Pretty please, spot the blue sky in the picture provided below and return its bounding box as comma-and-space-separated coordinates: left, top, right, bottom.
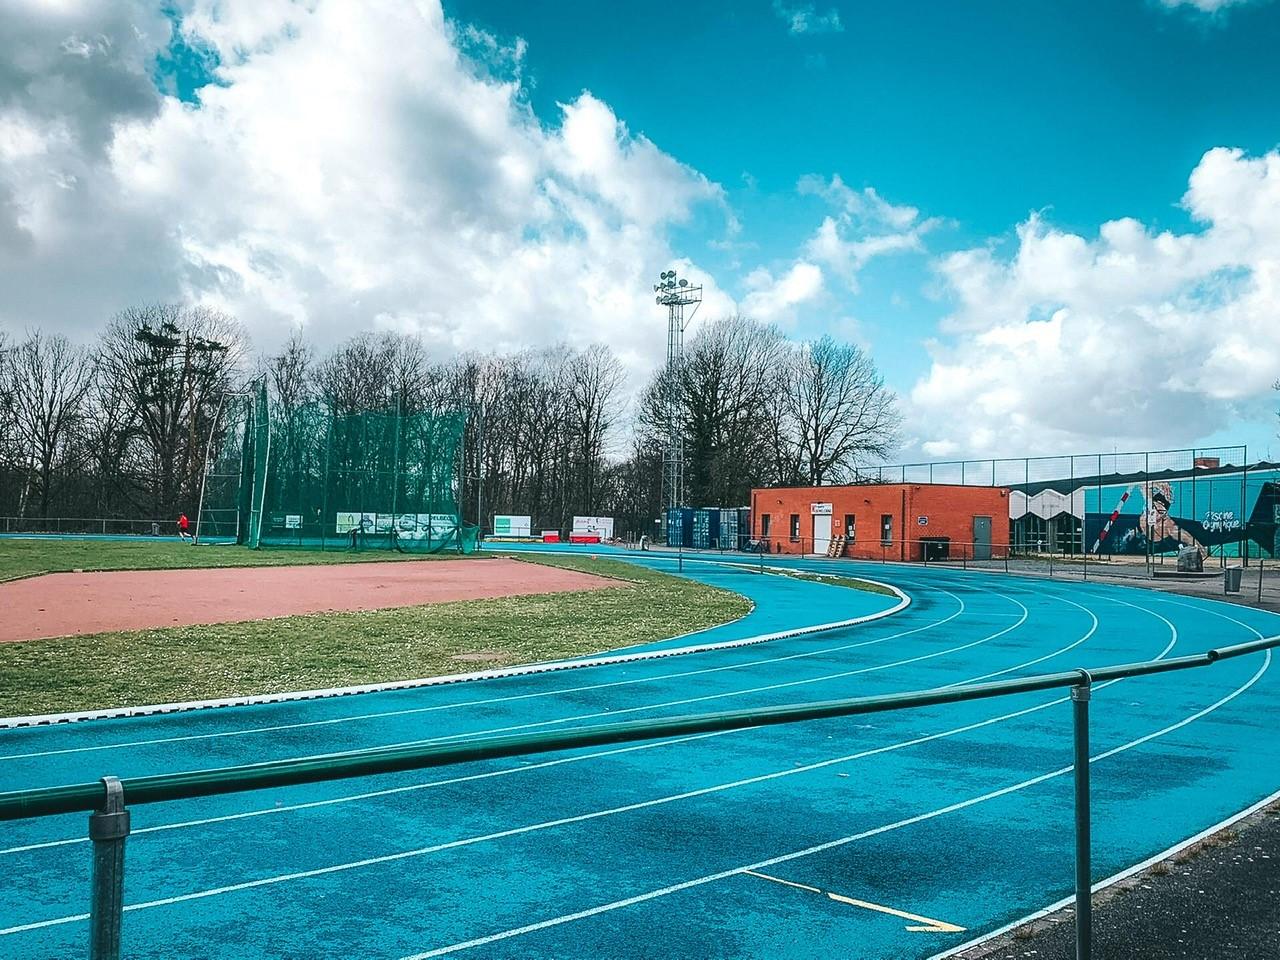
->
3, 0, 1278, 462
449, 0, 1280, 379
444, 0, 1280, 458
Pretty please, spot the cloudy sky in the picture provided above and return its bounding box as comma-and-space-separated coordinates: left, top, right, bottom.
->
2, 0, 1279, 462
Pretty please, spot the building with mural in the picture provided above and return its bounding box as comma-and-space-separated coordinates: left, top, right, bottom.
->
1009, 460, 1279, 559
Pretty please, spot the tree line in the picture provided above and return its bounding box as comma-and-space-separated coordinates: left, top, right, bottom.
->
0, 307, 899, 539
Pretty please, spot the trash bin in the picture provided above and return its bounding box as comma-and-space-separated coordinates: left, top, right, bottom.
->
151, 522, 160, 536
919, 537, 950, 561
1224, 567, 1243, 593
1177, 545, 1203, 573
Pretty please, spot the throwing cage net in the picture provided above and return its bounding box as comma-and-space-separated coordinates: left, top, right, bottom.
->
200, 381, 477, 553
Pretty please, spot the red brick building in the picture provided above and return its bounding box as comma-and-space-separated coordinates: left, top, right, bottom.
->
750, 483, 1011, 560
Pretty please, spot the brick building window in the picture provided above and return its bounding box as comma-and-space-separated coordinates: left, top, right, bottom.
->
789, 514, 800, 540
880, 514, 893, 546
760, 514, 771, 538
843, 514, 856, 541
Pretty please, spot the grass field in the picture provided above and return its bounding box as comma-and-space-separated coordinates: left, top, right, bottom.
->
0, 538, 464, 583
0, 542, 750, 717
771, 567, 900, 597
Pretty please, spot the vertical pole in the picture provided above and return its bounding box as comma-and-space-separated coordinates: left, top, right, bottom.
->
89, 776, 130, 960
476, 404, 484, 535
678, 539, 683, 572
1072, 674, 1093, 960
1144, 453, 1152, 578
1241, 452, 1249, 567
1259, 554, 1265, 605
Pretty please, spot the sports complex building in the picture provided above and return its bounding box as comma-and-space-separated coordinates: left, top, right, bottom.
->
751, 446, 1279, 563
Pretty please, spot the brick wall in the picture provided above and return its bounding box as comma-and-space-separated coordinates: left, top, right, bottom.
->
750, 484, 1011, 559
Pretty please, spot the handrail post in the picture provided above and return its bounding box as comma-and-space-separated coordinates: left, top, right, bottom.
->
89, 776, 130, 960
1072, 672, 1093, 960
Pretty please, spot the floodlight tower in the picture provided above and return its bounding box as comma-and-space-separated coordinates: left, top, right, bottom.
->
654, 269, 702, 513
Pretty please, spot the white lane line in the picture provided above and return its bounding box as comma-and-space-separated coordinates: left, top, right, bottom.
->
0, 682, 1089, 936
0, 732, 729, 857
0, 598, 1144, 936
398, 650, 1272, 959
0, 583, 1111, 860
0, 559, 909, 730
0, 583, 1172, 936
0, 585, 935, 762
927, 594, 1277, 960
1, 582, 1103, 857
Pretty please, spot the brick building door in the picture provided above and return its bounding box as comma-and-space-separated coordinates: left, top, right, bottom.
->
812, 513, 831, 555
973, 516, 992, 560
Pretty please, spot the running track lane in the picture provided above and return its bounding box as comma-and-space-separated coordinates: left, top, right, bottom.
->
0, 551, 1277, 959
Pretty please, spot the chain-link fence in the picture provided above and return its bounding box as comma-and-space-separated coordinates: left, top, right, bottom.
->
859, 446, 1277, 562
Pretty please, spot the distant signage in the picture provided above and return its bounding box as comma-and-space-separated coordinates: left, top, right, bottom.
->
284, 514, 302, 530
494, 515, 532, 536
811, 503, 832, 515
917, 516, 928, 526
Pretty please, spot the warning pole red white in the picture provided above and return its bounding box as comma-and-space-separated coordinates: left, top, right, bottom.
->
1091, 484, 1136, 554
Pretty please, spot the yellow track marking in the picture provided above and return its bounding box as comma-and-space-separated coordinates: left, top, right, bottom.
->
746, 870, 965, 934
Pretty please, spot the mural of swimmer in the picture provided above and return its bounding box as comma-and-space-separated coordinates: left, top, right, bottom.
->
1139, 481, 1199, 552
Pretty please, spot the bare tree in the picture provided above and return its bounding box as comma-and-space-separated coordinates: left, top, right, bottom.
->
266, 334, 314, 415
7, 332, 97, 517
101, 304, 246, 515
786, 335, 899, 485
641, 316, 788, 507
567, 344, 625, 513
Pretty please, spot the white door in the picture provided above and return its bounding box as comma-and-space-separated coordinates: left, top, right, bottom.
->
812, 513, 832, 555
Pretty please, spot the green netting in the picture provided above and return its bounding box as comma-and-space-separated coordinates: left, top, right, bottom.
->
241, 382, 475, 553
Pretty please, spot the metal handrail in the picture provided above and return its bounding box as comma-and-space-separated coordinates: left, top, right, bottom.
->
3, 633, 1277, 960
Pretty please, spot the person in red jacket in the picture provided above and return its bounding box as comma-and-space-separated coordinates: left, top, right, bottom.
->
177, 513, 191, 542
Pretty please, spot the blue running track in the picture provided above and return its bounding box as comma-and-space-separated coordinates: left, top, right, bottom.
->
2, 547, 1278, 959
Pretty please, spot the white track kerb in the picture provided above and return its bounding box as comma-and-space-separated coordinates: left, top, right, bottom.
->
0, 564, 909, 729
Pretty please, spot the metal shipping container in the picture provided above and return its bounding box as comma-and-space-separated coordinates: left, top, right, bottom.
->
718, 508, 739, 551
692, 507, 721, 549
665, 507, 694, 547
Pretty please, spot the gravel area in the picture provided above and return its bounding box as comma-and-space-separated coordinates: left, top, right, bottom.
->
950, 799, 1280, 959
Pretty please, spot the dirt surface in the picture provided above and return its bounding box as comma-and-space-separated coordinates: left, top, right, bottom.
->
0, 558, 618, 642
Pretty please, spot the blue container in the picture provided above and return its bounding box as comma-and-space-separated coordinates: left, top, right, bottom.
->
718, 508, 740, 551
737, 507, 751, 549
665, 507, 694, 547
692, 508, 721, 549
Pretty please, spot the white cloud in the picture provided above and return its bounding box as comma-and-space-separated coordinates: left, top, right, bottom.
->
0, 0, 733, 383
908, 147, 1280, 458
740, 261, 825, 321
799, 175, 939, 288
773, 1, 844, 35
1158, 0, 1263, 13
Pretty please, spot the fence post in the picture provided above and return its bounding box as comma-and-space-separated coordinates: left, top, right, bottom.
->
678, 540, 683, 573
1072, 673, 1093, 960
89, 776, 130, 960
1259, 554, 1265, 605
